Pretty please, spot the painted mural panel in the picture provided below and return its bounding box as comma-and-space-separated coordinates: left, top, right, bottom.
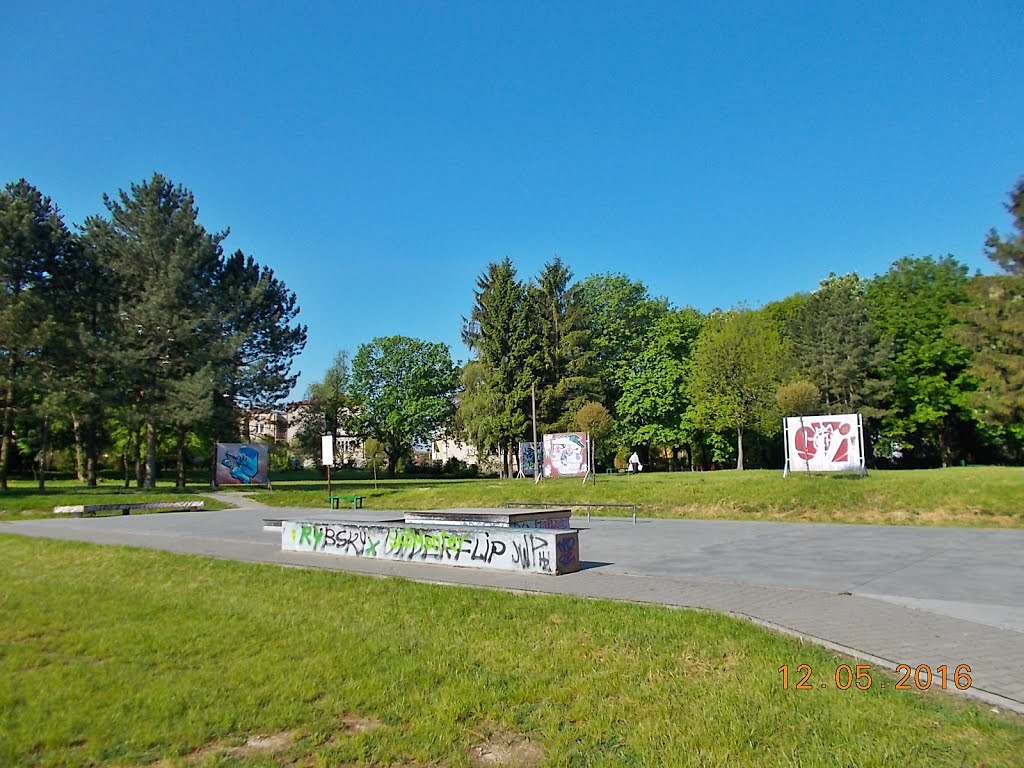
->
215, 443, 270, 486
518, 441, 544, 477
783, 414, 865, 473
542, 432, 589, 478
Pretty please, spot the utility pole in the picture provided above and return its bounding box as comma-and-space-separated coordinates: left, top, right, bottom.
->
532, 381, 540, 483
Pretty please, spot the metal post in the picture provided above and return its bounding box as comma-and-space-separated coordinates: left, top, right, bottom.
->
532, 382, 540, 483
582, 432, 593, 486
591, 433, 595, 485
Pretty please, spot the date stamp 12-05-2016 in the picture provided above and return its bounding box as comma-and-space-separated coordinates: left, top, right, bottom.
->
778, 664, 973, 692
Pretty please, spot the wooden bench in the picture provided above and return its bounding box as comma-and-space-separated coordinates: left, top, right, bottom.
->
53, 501, 205, 517
329, 494, 365, 510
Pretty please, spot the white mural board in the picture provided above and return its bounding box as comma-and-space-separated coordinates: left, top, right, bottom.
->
783, 414, 866, 475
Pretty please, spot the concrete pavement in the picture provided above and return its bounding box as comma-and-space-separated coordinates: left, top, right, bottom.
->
3, 499, 1022, 713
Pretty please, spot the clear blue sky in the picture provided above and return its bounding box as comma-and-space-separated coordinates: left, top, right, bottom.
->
3, 2, 1022, 399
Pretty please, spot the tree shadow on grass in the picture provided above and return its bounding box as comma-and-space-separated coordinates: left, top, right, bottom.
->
0, 485, 206, 499
257, 479, 481, 493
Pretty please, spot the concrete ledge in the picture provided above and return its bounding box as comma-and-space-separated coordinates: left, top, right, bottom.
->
53, 501, 205, 517
404, 507, 571, 529
282, 520, 580, 575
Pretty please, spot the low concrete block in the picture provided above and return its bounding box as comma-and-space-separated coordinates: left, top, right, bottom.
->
281, 520, 580, 575
53, 501, 205, 516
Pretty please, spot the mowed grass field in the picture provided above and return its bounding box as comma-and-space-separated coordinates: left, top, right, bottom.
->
0, 480, 231, 521
1, 536, 1021, 768
2, 466, 1021, 527
248, 466, 1024, 528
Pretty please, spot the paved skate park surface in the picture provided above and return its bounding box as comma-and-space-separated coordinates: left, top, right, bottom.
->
5, 496, 1022, 713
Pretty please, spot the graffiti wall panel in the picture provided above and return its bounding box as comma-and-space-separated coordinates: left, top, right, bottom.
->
215, 443, 270, 485
518, 442, 543, 476
542, 432, 589, 478
784, 415, 865, 473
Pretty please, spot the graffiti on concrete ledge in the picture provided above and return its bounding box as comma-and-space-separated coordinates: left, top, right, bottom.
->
283, 521, 579, 575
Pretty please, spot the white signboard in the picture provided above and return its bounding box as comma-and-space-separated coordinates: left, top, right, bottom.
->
321, 435, 335, 467
783, 414, 866, 475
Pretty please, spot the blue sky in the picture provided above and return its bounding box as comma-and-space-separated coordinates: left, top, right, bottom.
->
3, 2, 1022, 398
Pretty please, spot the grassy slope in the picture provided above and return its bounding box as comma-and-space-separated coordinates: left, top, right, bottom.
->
0, 536, 1020, 767
252, 466, 1024, 527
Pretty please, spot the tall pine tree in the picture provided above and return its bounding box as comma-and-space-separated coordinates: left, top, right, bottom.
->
957, 178, 1024, 429
528, 257, 597, 432
462, 258, 538, 477
0, 180, 77, 490
83, 174, 227, 488
788, 273, 891, 417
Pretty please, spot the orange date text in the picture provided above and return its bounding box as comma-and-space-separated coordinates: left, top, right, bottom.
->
778, 663, 972, 691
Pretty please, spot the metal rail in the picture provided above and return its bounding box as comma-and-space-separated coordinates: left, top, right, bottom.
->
504, 501, 638, 525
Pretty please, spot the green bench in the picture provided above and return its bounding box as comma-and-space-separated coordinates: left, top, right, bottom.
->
329, 494, 365, 510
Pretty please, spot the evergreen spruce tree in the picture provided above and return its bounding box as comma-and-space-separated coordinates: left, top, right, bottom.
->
83, 173, 227, 488
958, 178, 1024, 429
788, 273, 891, 417
218, 249, 307, 440
528, 257, 598, 432
462, 258, 539, 476
0, 180, 77, 490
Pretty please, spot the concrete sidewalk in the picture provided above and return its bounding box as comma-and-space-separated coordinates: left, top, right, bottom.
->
4, 503, 1022, 713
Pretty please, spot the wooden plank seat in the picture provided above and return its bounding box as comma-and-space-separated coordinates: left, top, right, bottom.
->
53, 501, 205, 517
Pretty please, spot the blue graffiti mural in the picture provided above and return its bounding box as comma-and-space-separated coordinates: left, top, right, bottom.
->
518, 441, 544, 477
216, 443, 268, 485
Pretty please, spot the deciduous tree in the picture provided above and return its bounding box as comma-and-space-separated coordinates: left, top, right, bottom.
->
574, 401, 612, 467
688, 308, 788, 469
294, 351, 356, 461
455, 360, 501, 459
866, 256, 976, 466
615, 307, 704, 460
351, 336, 458, 475
776, 380, 822, 416
577, 273, 668, 410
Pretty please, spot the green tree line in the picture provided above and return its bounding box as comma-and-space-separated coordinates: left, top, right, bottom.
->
0, 174, 306, 489
9, 173, 1020, 481
446, 179, 1023, 473
304, 172, 1021, 476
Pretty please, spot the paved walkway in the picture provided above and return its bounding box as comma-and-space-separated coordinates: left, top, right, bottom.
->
4, 500, 1022, 713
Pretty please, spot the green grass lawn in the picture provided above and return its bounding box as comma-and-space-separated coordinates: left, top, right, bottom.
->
0, 536, 1020, 767
0, 480, 229, 520
252, 466, 1024, 528
4, 466, 1021, 527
